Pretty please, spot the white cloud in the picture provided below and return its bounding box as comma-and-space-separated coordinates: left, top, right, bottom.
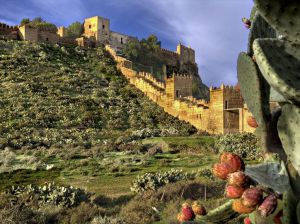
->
128, 0, 253, 86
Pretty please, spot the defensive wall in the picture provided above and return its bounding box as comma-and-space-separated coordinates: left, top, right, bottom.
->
105, 45, 256, 134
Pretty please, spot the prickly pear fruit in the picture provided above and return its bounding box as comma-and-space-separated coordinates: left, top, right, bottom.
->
242, 17, 251, 29
212, 162, 235, 180
181, 203, 195, 221
227, 171, 250, 187
177, 213, 188, 222
220, 152, 245, 172
257, 194, 278, 217
191, 201, 206, 216
232, 199, 256, 214
241, 187, 263, 207
273, 209, 283, 224
225, 185, 245, 199
247, 116, 258, 128
244, 216, 252, 224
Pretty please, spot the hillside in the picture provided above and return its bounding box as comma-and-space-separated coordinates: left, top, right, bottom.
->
0, 40, 196, 149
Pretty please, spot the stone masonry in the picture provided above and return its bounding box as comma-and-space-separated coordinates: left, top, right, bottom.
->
105, 45, 256, 134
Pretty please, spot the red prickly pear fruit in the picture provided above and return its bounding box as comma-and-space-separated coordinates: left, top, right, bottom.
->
212, 162, 235, 180
258, 194, 278, 217
247, 116, 258, 128
232, 199, 256, 214
273, 210, 283, 224
227, 171, 250, 187
242, 17, 251, 29
181, 203, 195, 221
177, 213, 188, 222
191, 201, 207, 216
220, 152, 245, 172
244, 217, 252, 224
241, 187, 263, 207
225, 185, 245, 199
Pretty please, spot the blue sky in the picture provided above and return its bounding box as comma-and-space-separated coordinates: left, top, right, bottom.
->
0, 0, 253, 87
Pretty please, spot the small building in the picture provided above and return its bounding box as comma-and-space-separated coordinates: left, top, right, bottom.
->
18, 24, 60, 44
83, 16, 138, 51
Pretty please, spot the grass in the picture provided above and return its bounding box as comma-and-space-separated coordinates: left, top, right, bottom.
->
143, 136, 215, 149
0, 136, 217, 197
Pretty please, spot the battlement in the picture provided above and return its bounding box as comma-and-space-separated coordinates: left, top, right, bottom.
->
210, 84, 239, 92
0, 23, 17, 29
167, 73, 193, 79
106, 46, 254, 134
160, 48, 179, 56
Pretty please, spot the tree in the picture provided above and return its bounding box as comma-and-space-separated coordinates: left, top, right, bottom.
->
123, 39, 141, 61
66, 22, 83, 39
20, 18, 30, 26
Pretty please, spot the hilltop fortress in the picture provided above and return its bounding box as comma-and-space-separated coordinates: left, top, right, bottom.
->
0, 16, 259, 134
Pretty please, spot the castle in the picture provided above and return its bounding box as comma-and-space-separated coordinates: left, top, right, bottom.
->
105, 45, 257, 134
0, 16, 258, 134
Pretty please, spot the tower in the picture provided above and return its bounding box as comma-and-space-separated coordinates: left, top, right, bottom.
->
165, 74, 193, 100
83, 16, 110, 43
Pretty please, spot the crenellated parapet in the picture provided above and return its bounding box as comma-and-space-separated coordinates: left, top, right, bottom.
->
106, 41, 254, 134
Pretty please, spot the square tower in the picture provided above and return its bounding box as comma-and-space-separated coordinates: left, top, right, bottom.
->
84, 16, 110, 43
165, 74, 193, 100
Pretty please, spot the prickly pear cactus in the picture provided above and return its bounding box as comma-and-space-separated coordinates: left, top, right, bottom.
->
177, 1, 300, 223
237, 0, 300, 223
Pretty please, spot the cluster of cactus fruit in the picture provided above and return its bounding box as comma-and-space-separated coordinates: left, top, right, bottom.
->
177, 201, 207, 222
213, 152, 280, 222
8, 182, 90, 208
177, 0, 300, 223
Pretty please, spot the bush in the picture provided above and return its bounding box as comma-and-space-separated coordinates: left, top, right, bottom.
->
91, 216, 125, 224
130, 169, 195, 193
214, 132, 262, 160
8, 182, 91, 208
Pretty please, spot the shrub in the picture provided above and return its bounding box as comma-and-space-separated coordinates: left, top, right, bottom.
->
214, 132, 262, 160
8, 182, 91, 208
91, 216, 126, 224
130, 169, 194, 193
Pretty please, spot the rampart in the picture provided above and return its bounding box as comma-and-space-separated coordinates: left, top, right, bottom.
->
121, 40, 258, 134
0, 23, 19, 40
105, 45, 256, 134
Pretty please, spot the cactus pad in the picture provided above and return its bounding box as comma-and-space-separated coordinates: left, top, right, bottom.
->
250, 6, 258, 23
253, 39, 300, 106
247, 13, 276, 56
254, 0, 300, 43
245, 162, 291, 194
278, 104, 300, 174
282, 191, 298, 224
237, 52, 271, 126
270, 87, 286, 103
194, 200, 238, 223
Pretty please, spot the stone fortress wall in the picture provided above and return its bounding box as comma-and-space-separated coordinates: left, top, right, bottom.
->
105, 45, 256, 134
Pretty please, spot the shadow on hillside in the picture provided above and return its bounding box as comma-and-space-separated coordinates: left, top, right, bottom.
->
93, 194, 134, 208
